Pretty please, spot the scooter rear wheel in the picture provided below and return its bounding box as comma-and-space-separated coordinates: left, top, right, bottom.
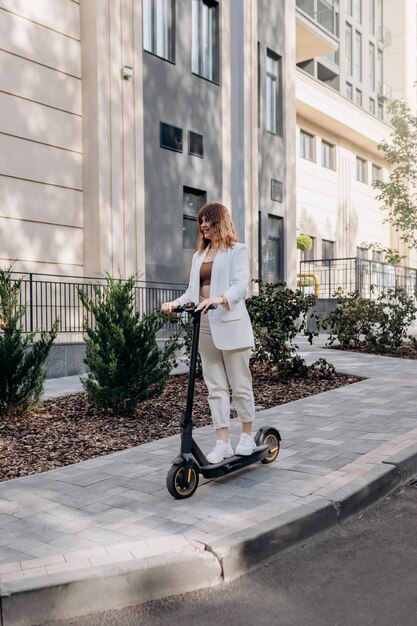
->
257, 428, 281, 464
166, 462, 199, 499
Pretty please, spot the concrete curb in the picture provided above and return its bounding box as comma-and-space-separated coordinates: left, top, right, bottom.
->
382, 442, 417, 484
329, 464, 401, 522
0, 550, 222, 626
206, 498, 338, 582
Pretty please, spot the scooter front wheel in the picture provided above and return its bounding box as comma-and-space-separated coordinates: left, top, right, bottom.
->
166, 461, 199, 499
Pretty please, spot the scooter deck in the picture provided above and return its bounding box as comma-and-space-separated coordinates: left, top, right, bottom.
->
199, 444, 270, 479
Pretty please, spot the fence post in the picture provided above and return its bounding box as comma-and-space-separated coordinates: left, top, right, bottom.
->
328, 259, 331, 298
29, 273, 34, 333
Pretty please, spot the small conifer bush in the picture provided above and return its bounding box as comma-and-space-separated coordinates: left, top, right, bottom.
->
0, 266, 58, 416
79, 276, 179, 415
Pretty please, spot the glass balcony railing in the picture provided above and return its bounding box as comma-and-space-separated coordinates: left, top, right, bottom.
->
296, 0, 337, 37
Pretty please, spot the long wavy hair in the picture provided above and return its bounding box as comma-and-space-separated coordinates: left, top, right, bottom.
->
197, 203, 239, 253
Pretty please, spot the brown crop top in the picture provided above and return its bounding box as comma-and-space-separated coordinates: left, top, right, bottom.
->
200, 261, 213, 288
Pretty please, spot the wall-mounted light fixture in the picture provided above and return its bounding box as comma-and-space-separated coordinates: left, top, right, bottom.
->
122, 65, 133, 80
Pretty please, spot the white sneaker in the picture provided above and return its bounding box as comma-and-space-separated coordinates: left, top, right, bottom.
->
207, 440, 234, 464
235, 433, 257, 456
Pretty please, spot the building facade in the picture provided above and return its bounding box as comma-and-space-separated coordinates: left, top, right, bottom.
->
0, 0, 415, 294
0, 0, 296, 289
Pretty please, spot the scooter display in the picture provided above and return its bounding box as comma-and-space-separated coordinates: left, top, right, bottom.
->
166, 302, 281, 499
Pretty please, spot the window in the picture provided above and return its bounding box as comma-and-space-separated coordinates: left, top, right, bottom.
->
355, 88, 362, 106
372, 164, 382, 182
345, 0, 353, 16
356, 156, 367, 183
346, 82, 353, 100
353, 0, 362, 23
369, 0, 375, 33
369, 97, 376, 114
266, 51, 281, 134
321, 141, 335, 170
377, 99, 384, 119
160, 122, 183, 152
354, 31, 362, 81
377, 48, 383, 84
188, 131, 204, 157
345, 24, 353, 74
369, 43, 375, 90
300, 130, 314, 161
143, 0, 175, 62
376, 0, 383, 34
191, 0, 220, 83
267, 215, 283, 283
271, 179, 283, 203
322, 239, 335, 260
183, 187, 206, 281
303, 236, 315, 262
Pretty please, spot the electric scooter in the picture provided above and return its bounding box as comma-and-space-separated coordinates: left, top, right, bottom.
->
166, 302, 281, 499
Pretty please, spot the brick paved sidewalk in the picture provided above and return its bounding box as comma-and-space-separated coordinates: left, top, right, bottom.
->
1, 340, 417, 584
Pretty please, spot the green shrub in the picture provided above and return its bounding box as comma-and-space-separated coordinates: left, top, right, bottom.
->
297, 234, 313, 251
79, 276, 180, 415
322, 287, 417, 353
246, 280, 319, 379
173, 314, 203, 378
0, 266, 58, 416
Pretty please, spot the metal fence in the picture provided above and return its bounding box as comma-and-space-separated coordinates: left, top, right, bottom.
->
300, 258, 417, 299
5, 273, 187, 337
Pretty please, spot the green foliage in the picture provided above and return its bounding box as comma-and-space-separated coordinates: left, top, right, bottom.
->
310, 357, 336, 379
173, 315, 203, 378
375, 99, 417, 248
359, 241, 405, 265
79, 276, 179, 415
322, 287, 417, 353
297, 234, 313, 251
246, 280, 320, 379
297, 276, 315, 287
0, 266, 58, 416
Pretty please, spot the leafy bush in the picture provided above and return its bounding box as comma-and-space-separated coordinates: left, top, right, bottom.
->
322, 287, 417, 353
246, 280, 320, 379
0, 266, 58, 416
173, 314, 203, 378
297, 234, 313, 251
79, 276, 180, 415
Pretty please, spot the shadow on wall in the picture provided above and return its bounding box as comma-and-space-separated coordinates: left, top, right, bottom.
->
0, 3, 83, 276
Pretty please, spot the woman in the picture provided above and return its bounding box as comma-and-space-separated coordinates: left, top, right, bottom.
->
162, 202, 256, 464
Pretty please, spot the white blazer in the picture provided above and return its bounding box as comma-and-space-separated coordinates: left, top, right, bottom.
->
178, 243, 254, 350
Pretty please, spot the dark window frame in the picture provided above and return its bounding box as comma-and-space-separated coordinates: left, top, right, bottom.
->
143, 0, 176, 63
160, 122, 183, 153
191, 0, 220, 84
188, 131, 204, 158
265, 49, 282, 136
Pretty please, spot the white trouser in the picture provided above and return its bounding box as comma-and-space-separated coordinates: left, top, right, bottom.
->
199, 313, 255, 430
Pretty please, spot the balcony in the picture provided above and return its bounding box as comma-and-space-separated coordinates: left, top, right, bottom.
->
296, 0, 339, 63
377, 26, 392, 47
377, 81, 392, 100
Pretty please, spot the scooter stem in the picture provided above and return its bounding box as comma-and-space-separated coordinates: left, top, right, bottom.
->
183, 309, 201, 425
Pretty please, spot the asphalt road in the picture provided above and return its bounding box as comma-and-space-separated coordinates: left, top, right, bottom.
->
50, 484, 417, 626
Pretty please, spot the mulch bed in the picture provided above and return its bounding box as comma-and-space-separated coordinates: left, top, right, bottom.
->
327, 342, 417, 360
0, 364, 360, 483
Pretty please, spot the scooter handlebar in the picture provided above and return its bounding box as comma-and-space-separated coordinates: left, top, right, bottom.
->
172, 302, 218, 314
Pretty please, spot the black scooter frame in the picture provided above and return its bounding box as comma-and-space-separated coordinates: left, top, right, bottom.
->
168, 303, 281, 494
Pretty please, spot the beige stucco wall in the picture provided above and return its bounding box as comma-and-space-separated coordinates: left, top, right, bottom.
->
0, 0, 83, 275
385, 0, 417, 113
80, 0, 145, 280
296, 71, 391, 263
